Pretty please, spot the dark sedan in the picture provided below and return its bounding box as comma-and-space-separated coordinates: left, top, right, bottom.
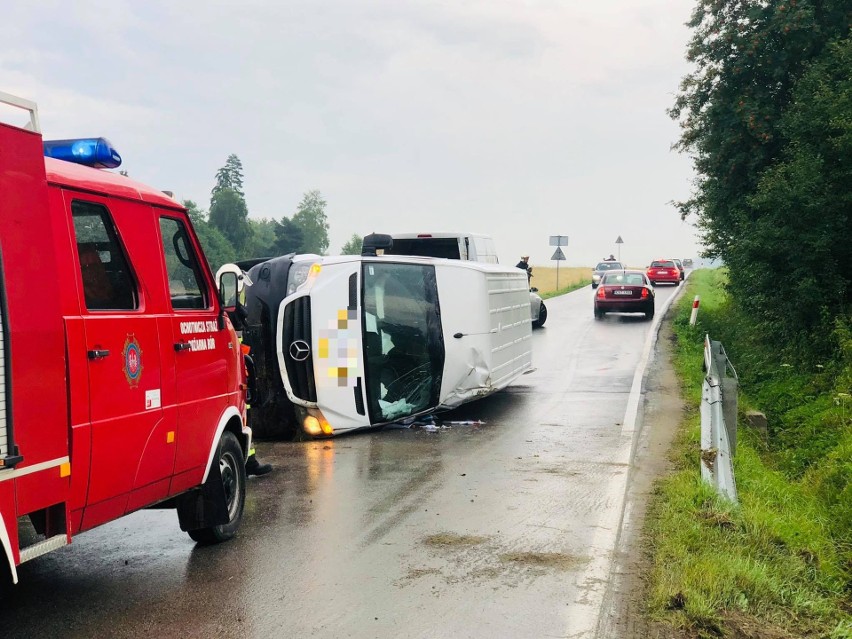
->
594, 270, 655, 320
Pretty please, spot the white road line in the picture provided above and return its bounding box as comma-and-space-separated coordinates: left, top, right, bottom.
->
564, 282, 687, 638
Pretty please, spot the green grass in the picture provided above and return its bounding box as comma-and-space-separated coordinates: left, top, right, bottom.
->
539, 279, 591, 300
644, 269, 852, 638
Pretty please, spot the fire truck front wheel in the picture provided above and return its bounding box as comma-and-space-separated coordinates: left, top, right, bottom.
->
186, 431, 246, 544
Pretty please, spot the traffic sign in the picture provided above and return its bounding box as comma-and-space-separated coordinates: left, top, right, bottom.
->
549, 235, 569, 247
615, 236, 624, 244
551, 247, 566, 261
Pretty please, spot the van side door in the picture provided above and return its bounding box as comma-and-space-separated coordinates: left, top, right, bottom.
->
68, 197, 172, 528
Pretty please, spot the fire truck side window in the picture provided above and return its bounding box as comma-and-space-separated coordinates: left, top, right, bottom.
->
159, 217, 208, 310
71, 201, 138, 311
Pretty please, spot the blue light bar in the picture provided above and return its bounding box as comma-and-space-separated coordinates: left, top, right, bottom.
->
43, 138, 122, 169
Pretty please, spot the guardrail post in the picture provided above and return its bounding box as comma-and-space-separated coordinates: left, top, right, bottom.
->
689, 296, 700, 326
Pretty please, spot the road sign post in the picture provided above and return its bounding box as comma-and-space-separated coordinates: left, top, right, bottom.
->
549, 236, 568, 291
551, 246, 567, 290
615, 235, 624, 262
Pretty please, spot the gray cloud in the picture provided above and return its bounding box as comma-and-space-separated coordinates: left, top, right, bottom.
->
2, 0, 700, 266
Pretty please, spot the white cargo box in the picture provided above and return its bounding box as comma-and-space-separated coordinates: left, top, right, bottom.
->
275, 254, 532, 436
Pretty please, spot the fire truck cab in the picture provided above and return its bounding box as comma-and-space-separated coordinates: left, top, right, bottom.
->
0, 92, 250, 585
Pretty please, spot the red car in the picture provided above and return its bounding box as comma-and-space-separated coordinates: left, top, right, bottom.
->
647, 259, 681, 286
594, 270, 655, 320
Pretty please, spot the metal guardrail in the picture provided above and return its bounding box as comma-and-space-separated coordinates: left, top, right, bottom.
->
700, 335, 739, 503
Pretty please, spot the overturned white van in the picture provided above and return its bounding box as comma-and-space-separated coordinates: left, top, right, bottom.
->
233, 238, 532, 438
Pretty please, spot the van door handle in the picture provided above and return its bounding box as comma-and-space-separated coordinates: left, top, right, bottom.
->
87, 349, 110, 360
174, 342, 193, 352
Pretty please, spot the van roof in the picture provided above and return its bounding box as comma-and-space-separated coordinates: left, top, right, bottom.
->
389, 232, 491, 240
44, 157, 184, 210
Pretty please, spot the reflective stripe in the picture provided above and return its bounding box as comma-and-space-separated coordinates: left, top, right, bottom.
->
0, 456, 69, 483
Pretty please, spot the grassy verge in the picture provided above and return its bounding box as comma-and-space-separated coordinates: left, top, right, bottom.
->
539, 279, 591, 300
644, 269, 852, 638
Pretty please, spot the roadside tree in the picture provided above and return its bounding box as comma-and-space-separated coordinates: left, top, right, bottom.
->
292, 190, 330, 255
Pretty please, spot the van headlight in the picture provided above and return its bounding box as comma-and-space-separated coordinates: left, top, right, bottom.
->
287, 261, 322, 294
303, 407, 334, 437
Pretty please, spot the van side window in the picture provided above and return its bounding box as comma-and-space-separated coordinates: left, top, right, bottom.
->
159, 217, 208, 310
72, 201, 138, 311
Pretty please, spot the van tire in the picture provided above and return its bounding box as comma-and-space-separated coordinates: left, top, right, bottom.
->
533, 303, 547, 328
186, 431, 246, 544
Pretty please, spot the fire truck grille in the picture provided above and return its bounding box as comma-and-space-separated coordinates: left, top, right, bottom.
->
282, 296, 317, 403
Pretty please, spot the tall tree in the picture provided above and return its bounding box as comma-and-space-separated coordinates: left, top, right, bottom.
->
291, 190, 330, 255
340, 233, 363, 256
271, 216, 304, 255
209, 187, 251, 253
183, 199, 236, 272
670, 0, 850, 349
244, 218, 279, 258
212, 154, 245, 199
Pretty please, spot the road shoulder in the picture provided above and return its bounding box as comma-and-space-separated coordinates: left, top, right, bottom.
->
595, 320, 686, 639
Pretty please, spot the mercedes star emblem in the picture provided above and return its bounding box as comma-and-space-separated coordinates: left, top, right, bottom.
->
289, 340, 311, 362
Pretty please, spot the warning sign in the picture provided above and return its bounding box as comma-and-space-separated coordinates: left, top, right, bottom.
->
551, 247, 566, 261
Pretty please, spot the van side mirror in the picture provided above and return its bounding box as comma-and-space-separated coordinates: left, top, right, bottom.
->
362, 233, 393, 256
218, 270, 250, 330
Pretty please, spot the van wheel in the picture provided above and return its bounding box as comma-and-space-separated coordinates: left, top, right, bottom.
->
187, 431, 246, 544
533, 303, 547, 328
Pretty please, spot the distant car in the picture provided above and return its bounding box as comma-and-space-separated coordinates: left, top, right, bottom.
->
646, 259, 680, 286
594, 270, 655, 320
672, 258, 685, 281
591, 260, 625, 288
682, 258, 693, 267
529, 288, 547, 328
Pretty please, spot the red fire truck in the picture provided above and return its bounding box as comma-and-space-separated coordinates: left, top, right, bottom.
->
0, 91, 251, 585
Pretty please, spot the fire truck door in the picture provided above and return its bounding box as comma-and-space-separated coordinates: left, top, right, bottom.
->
157, 216, 228, 478
70, 199, 174, 513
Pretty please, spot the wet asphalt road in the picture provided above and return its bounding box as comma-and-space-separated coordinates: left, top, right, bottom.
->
2, 283, 682, 638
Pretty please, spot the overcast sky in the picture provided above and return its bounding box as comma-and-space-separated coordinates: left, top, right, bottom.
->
2, 0, 700, 267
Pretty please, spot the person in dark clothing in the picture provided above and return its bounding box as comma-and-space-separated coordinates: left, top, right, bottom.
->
516, 255, 532, 283
246, 451, 272, 476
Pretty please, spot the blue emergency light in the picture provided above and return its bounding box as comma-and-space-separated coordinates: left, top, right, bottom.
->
43, 138, 122, 169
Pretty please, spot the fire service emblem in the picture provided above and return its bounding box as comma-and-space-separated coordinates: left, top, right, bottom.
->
123, 334, 143, 387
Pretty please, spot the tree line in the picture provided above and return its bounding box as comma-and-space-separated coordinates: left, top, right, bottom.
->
186, 154, 363, 271
671, 0, 850, 355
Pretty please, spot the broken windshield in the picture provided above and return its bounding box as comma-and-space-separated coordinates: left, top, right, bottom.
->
362, 262, 444, 424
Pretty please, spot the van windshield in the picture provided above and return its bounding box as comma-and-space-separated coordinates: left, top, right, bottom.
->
362, 262, 445, 423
